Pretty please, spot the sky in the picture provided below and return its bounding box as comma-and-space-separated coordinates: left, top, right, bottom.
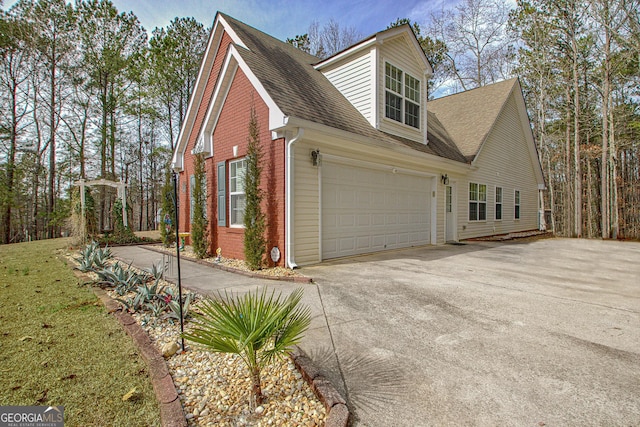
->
4, 0, 460, 41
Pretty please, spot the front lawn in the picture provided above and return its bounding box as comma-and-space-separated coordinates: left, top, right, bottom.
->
0, 238, 160, 426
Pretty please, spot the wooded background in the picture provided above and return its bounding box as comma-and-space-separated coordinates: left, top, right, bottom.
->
1, 0, 639, 243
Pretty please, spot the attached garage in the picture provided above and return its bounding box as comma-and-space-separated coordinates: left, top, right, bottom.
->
321, 160, 432, 259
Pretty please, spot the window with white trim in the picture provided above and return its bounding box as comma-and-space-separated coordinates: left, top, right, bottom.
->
469, 182, 487, 221
404, 74, 420, 128
495, 187, 502, 221
514, 190, 521, 220
229, 159, 246, 226
384, 62, 420, 129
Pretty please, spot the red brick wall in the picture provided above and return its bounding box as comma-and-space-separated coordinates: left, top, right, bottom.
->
178, 37, 286, 266
178, 32, 234, 238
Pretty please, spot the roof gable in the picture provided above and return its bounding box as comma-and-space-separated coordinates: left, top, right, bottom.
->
315, 24, 433, 77
428, 78, 518, 161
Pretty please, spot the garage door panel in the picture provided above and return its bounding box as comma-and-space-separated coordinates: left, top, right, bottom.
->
372, 235, 385, 248
357, 214, 370, 226
372, 214, 385, 226
339, 237, 355, 252
356, 191, 370, 203
356, 236, 371, 250
324, 214, 337, 228
322, 162, 431, 259
339, 214, 355, 227
398, 233, 409, 245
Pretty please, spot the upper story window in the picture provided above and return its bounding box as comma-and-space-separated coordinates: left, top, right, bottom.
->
384, 62, 420, 129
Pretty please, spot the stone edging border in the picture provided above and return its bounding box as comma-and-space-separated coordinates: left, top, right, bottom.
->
290, 346, 350, 427
142, 245, 313, 284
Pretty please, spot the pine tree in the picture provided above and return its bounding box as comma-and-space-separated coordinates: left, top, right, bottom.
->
192, 153, 208, 258
243, 106, 266, 270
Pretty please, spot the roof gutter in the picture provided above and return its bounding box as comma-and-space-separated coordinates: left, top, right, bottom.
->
281, 116, 473, 175
285, 126, 304, 269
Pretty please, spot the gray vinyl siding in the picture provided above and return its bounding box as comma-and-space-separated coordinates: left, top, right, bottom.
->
458, 95, 539, 239
322, 49, 373, 123
293, 141, 321, 265
378, 35, 425, 143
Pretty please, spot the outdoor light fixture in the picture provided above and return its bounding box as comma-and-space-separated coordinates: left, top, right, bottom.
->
441, 174, 449, 185
311, 149, 320, 166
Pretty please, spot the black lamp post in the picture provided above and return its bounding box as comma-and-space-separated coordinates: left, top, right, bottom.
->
172, 171, 185, 352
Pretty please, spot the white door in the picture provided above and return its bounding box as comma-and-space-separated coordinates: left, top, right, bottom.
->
445, 185, 456, 242
322, 161, 431, 259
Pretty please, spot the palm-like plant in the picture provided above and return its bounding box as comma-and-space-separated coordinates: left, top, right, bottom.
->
184, 287, 311, 405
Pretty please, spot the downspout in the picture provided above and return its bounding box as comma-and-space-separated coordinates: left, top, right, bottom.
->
286, 127, 304, 269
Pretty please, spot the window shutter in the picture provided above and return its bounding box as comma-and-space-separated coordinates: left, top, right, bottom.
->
190, 175, 195, 224
217, 161, 226, 226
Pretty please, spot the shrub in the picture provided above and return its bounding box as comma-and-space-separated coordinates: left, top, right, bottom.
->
160, 170, 176, 247
191, 153, 209, 259
184, 287, 311, 406
243, 106, 266, 270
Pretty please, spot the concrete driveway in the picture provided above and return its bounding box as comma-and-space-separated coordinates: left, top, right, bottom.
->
300, 237, 640, 426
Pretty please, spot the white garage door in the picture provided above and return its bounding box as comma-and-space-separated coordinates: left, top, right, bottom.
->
322, 161, 431, 259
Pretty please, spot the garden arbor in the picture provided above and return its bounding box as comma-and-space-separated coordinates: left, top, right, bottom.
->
75, 178, 128, 242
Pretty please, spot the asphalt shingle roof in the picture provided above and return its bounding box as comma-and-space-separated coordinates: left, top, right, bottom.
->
222, 13, 501, 164
428, 78, 518, 161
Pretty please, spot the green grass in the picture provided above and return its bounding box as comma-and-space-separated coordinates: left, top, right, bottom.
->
0, 239, 161, 427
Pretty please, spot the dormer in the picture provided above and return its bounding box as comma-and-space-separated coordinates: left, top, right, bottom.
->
315, 25, 433, 145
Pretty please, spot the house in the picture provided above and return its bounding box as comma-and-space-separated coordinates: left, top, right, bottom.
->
171, 12, 546, 268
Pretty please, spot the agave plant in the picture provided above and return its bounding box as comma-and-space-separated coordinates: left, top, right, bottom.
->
184, 287, 311, 406
135, 277, 165, 305
92, 244, 112, 269
143, 261, 166, 280
163, 287, 195, 322
95, 262, 143, 295
76, 241, 113, 272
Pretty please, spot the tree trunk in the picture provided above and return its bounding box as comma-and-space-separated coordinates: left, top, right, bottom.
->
251, 367, 264, 406
601, 0, 611, 238
586, 156, 594, 238
100, 72, 108, 231
572, 34, 582, 238
47, 47, 57, 239
4, 86, 18, 244
547, 151, 556, 233
565, 86, 572, 237
609, 115, 619, 238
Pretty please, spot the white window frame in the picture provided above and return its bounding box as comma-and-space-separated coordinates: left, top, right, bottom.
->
384, 62, 421, 129
495, 186, 503, 221
514, 190, 521, 220
469, 182, 487, 221
404, 74, 420, 128
229, 158, 247, 227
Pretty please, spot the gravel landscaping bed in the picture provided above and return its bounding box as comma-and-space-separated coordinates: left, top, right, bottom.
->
150, 244, 306, 279
68, 252, 326, 426
131, 308, 326, 427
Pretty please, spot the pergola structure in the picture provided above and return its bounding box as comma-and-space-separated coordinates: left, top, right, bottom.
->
75, 178, 128, 242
